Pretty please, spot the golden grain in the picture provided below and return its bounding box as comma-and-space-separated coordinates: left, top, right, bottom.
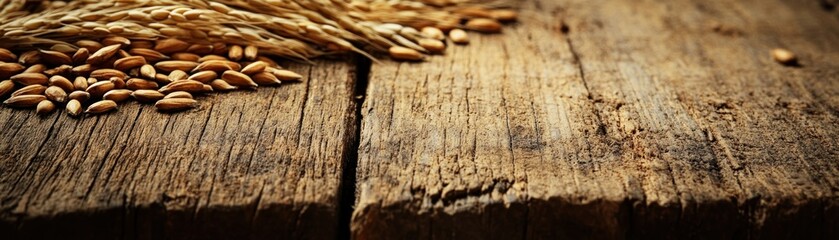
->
168, 70, 189, 82
4, 95, 46, 107
128, 48, 170, 62
194, 60, 241, 72
45, 86, 67, 103
155, 98, 197, 111
72, 48, 89, 65
89, 69, 127, 81
103, 89, 133, 102
418, 39, 446, 53
252, 72, 282, 86
158, 80, 205, 93
449, 29, 470, 44
126, 78, 159, 90
68, 91, 90, 102
164, 91, 193, 99
87, 44, 121, 65
155, 61, 199, 72
241, 62, 267, 75
228, 45, 243, 61
39, 50, 73, 65
66, 99, 82, 117
86, 80, 115, 98
244, 45, 258, 61
0, 62, 25, 76
12, 85, 47, 97
221, 70, 257, 87
188, 71, 217, 83
131, 89, 165, 102
24, 64, 46, 73
172, 52, 201, 62
85, 100, 117, 114
421, 27, 446, 40
154, 39, 190, 54
772, 48, 797, 65
0, 80, 13, 96
113, 56, 147, 71
36, 100, 55, 115
11, 72, 48, 85
0, 48, 16, 62
389, 46, 424, 61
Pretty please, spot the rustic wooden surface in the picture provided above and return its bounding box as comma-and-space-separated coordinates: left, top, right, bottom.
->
352, 0, 839, 239
2, 0, 839, 239
0, 61, 359, 239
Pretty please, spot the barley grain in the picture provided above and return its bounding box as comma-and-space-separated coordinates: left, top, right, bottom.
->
131, 89, 165, 102
86, 80, 115, 98
188, 71, 217, 83
45, 86, 67, 103
228, 45, 243, 61
49, 75, 74, 92
68, 91, 90, 102
168, 70, 189, 81
0, 48, 16, 62
72, 48, 89, 65
66, 99, 82, 117
418, 39, 446, 53
128, 48, 170, 62
0, 80, 14, 97
126, 78, 159, 90
103, 89, 133, 102
12, 85, 47, 97
241, 61, 267, 75
11, 72, 48, 85
39, 50, 73, 65
85, 100, 117, 114
158, 80, 205, 93
244, 45, 258, 61
164, 91, 193, 99
389, 46, 424, 61
73, 76, 88, 90
252, 72, 282, 85
155, 98, 197, 111
155, 61, 199, 72
4, 95, 46, 108
36, 100, 55, 115
155, 39, 189, 54
772, 48, 797, 65
90, 69, 127, 81
113, 56, 147, 71
221, 70, 257, 87
0, 62, 25, 76
449, 29, 469, 44
194, 60, 241, 72
172, 52, 200, 62
87, 44, 121, 65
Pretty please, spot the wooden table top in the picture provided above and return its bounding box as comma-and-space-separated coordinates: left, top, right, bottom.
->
2, 0, 838, 239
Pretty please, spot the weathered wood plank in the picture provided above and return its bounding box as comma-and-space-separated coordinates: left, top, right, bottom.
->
352, 0, 839, 238
0, 61, 358, 239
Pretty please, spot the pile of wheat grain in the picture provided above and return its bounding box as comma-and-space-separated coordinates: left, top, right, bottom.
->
0, 0, 517, 116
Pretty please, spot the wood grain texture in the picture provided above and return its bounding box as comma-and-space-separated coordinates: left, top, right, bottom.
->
0, 61, 358, 239
352, 0, 839, 238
